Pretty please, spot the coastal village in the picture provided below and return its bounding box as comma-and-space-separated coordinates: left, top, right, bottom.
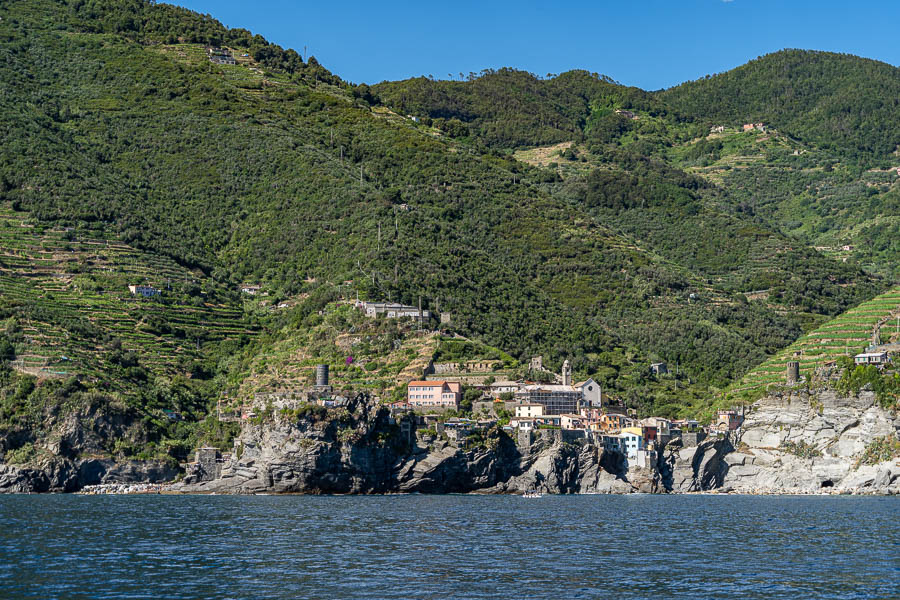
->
106, 288, 899, 491
182, 297, 758, 483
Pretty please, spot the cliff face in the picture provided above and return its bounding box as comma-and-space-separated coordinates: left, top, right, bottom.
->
4, 389, 898, 495
661, 438, 733, 493
175, 397, 668, 495
0, 399, 177, 493
179, 389, 899, 496
722, 389, 900, 494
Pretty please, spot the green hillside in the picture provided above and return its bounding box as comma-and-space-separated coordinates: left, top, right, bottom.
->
0, 0, 898, 470
2, 0, 877, 391
371, 69, 668, 150
660, 49, 900, 160
731, 286, 900, 396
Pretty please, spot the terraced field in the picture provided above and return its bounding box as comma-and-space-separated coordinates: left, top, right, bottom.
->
730, 286, 900, 395
234, 302, 441, 405
0, 204, 255, 386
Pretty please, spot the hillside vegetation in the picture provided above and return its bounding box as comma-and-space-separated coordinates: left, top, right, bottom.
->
0, 0, 897, 469
730, 286, 900, 397
660, 50, 900, 160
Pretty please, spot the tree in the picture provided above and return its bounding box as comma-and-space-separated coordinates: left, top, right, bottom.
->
461, 386, 481, 414
0, 336, 14, 362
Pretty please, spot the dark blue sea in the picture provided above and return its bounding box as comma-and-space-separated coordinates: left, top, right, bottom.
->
0, 494, 897, 599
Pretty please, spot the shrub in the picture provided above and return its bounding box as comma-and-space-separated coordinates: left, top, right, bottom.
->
855, 436, 900, 467
780, 439, 822, 458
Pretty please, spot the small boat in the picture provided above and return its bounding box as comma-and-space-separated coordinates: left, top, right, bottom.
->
522, 488, 542, 498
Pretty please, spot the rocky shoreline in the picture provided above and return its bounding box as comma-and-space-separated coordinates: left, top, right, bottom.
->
2, 388, 898, 496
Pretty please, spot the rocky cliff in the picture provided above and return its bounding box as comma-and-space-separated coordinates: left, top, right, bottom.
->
174, 395, 725, 495
3, 388, 897, 495
721, 389, 900, 494
176, 389, 899, 495
0, 398, 178, 493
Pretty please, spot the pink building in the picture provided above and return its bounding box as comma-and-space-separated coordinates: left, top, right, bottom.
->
407, 381, 461, 411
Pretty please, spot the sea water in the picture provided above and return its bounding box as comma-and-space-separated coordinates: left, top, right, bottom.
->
0, 494, 897, 599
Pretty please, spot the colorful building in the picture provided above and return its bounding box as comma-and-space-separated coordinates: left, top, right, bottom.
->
406, 381, 461, 411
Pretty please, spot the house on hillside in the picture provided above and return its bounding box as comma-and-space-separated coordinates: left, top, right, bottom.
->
407, 380, 461, 411
355, 300, 429, 323
619, 428, 644, 460
128, 285, 160, 298
650, 362, 668, 376
486, 380, 521, 398
240, 284, 261, 295
716, 410, 743, 431
600, 413, 629, 433
515, 403, 545, 418
854, 351, 889, 366
560, 414, 586, 430
207, 47, 236, 65
710, 125, 725, 133
615, 109, 636, 119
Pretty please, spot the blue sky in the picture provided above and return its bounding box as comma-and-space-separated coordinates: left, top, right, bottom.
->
171, 0, 900, 90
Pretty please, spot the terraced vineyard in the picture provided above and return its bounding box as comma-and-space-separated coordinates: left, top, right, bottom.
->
234, 302, 443, 404
0, 204, 256, 387
730, 286, 900, 396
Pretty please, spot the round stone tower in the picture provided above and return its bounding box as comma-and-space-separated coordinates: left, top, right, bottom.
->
786, 361, 800, 384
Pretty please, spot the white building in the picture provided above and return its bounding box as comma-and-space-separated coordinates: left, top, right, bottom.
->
574, 378, 602, 407
355, 300, 429, 322
515, 404, 545, 418
510, 416, 534, 431
487, 380, 521, 397
855, 351, 889, 365
128, 285, 160, 298
619, 430, 643, 460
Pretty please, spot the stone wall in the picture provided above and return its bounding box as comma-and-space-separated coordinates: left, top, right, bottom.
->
681, 431, 706, 447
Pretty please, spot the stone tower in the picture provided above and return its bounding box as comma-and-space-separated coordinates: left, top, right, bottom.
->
562, 359, 572, 386
786, 361, 800, 385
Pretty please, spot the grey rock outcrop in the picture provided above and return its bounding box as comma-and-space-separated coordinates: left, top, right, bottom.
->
0, 457, 177, 493
661, 437, 732, 493
175, 396, 656, 495
722, 389, 900, 494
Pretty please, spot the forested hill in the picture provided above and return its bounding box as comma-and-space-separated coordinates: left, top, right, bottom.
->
375, 50, 900, 161
0, 0, 893, 472
659, 50, 900, 160
371, 69, 668, 149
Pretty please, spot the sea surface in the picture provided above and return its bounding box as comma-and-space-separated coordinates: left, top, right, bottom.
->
0, 494, 898, 599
